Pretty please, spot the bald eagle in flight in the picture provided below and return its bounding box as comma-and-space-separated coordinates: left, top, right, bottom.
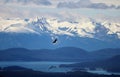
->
52, 38, 57, 44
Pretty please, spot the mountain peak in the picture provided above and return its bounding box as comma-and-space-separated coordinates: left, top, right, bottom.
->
0, 17, 120, 40
0, 17, 120, 50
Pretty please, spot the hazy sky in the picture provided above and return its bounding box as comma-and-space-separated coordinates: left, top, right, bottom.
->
0, 0, 120, 19
51, 0, 120, 6
91, 0, 120, 6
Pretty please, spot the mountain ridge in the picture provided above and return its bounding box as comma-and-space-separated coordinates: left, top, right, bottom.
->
0, 17, 120, 50
0, 47, 120, 62
0, 17, 120, 39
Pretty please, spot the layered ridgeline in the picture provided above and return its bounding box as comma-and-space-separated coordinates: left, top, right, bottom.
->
0, 47, 120, 62
0, 17, 120, 50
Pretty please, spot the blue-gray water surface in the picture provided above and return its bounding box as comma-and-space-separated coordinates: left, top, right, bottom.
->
0, 61, 74, 72
0, 61, 120, 75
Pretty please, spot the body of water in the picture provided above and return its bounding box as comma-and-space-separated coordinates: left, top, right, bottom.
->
0, 61, 120, 75
0, 61, 74, 72
87, 69, 120, 75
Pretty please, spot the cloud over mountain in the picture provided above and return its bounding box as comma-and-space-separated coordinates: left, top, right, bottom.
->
57, 0, 119, 9
0, 0, 52, 5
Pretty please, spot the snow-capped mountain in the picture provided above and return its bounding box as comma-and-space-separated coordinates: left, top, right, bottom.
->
0, 17, 120, 50
0, 17, 120, 39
